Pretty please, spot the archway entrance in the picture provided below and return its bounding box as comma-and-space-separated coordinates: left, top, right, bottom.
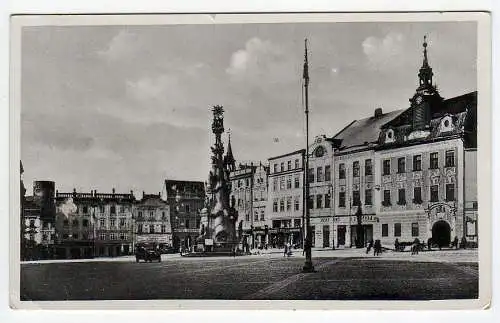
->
432, 220, 451, 248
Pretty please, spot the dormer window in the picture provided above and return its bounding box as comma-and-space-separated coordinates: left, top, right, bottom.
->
385, 129, 395, 143
440, 116, 454, 132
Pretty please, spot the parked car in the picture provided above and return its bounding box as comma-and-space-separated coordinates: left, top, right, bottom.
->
160, 246, 176, 254
135, 246, 161, 263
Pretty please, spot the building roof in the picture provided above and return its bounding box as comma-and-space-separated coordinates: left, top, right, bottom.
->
268, 149, 305, 161
332, 109, 404, 151
164, 180, 205, 199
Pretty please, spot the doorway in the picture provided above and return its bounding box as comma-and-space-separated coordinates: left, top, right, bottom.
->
337, 225, 346, 246
432, 220, 451, 248
323, 225, 330, 248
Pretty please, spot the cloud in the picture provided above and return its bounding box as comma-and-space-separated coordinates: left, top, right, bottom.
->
98, 30, 141, 61
226, 37, 288, 78
362, 32, 405, 70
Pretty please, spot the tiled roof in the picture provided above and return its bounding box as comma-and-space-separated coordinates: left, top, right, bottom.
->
332, 110, 404, 151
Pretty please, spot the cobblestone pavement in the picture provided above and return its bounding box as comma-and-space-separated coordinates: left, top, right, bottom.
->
20, 251, 478, 301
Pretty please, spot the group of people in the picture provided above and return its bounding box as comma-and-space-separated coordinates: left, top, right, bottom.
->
366, 239, 383, 256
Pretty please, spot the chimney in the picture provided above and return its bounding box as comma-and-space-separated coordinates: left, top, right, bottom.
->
374, 108, 383, 118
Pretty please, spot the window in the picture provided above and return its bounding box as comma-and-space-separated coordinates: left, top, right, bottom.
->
397, 157, 406, 173
82, 219, 89, 227
398, 189, 406, 205
160, 225, 166, 233
99, 233, 106, 240
295, 159, 299, 169
110, 233, 117, 240
99, 218, 105, 227
412, 223, 419, 237
294, 219, 301, 228
82, 206, 88, 214
382, 224, 388, 237
273, 164, 278, 173
72, 219, 79, 226
120, 233, 125, 240
245, 178, 249, 187
245, 213, 250, 221
446, 184, 455, 201
73, 233, 79, 240
185, 205, 190, 213
273, 178, 277, 191
63, 219, 69, 227
120, 218, 126, 227
99, 205, 105, 213
273, 200, 278, 212
138, 211, 143, 219
317, 167, 323, 182
325, 165, 331, 181
316, 195, 323, 209
430, 185, 439, 202
430, 152, 439, 169
137, 224, 143, 233
339, 192, 346, 207
394, 223, 401, 237
383, 190, 391, 206
286, 197, 292, 211
413, 187, 422, 204
365, 159, 372, 176
308, 168, 315, 183
413, 155, 422, 171
120, 205, 124, 213
353, 190, 360, 206
185, 220, 190, 228
445, 150, 455, 167
280, 177, 285, 190
260, 210, 265, 221
110, 219, 116, 227
353, 161, 360, 177
29, 219, 35, 227
294, 197, 300, 211
325, 193, 331, 208
110, 205, 116, 214
162, 211, 167, 220
339, 164, 346, 179
294, 175, 300, 188
287, 160, 291, 170
365, 189, 372, 205
280, 199, 285, 212
286, 176, 292, 189
280, 162, 284, 172
383, 160, 391, 175
254, 211, 259, 221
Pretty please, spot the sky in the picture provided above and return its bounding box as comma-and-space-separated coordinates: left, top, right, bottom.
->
20, 21, 477, 195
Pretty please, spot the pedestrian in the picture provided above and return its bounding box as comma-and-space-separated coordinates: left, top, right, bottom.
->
427, 237, 432, 251
453, 236, 459, 250
394, 238, 400, 252
373, 239, 382, 256
366, 239, 373, 254
283, 244, 288, 257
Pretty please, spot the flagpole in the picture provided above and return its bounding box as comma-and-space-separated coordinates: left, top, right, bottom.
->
302, 38, 314, 273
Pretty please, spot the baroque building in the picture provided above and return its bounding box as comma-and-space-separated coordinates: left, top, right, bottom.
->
332, 37, 477, 248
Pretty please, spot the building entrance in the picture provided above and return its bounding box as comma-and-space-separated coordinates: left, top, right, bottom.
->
323, 225, 330, 248
337, 225, 346, 247
432, 220, 451, 248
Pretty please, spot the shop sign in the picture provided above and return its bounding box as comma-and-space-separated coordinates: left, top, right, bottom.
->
351, 215, 379, 223
137, 234, 170, 243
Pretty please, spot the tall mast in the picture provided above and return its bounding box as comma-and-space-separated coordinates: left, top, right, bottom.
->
302, 38, 314, 273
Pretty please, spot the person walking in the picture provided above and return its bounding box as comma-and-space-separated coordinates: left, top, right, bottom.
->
283, 244, 288, 257
366, 239, 373, 254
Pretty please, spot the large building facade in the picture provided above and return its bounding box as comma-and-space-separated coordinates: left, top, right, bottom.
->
55, 189, 135, 258
163, 179, 205, 252
134, 193, 172, 249
267, 149, 305, 248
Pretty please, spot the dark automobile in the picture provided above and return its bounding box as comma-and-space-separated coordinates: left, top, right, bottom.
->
135, 246, 161, 263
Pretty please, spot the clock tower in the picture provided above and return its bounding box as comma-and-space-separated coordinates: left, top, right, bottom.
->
410, 36, 443, 130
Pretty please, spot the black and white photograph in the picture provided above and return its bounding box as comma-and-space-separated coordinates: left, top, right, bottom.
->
9, 12, 491, 309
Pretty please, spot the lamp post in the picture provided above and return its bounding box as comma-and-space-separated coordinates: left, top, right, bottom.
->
302, 38, 314, 273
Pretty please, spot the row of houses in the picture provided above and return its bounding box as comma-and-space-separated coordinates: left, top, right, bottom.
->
228, 39, 478, 250
20, 179, 204, 260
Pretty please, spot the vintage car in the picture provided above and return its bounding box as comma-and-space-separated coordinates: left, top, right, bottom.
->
135, 245, 161, 263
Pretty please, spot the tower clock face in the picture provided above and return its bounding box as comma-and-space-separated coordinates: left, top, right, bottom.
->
314, 146, 325, 157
